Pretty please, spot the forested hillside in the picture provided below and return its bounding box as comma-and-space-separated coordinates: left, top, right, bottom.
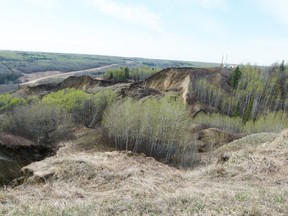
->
186, 63, 288, 133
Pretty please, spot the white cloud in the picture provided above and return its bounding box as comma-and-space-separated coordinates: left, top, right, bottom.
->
197, 0, 227, 9
189, 12, 227, 37
180, 0, 227, 9
255, 0, 288, 24
25, 0, 59, 9
220, 38, 288, 66
86, 0, 162, 31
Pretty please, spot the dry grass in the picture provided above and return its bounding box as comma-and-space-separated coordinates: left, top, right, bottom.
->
0, 129, 288, 215
57, 127, 113, 154
215, 132, 278, 154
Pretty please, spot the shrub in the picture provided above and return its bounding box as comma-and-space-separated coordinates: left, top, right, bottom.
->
0, 94, 27, 112
193, 113, 243, 133
244, 112, 288, 133
103, 96, 197, 167
42, 88, 117, 126
42, 88, 90, 111
42, 88, 94, 125
193, 111, 288, 134
2, 104, 73, 143
87, 89, 118, 127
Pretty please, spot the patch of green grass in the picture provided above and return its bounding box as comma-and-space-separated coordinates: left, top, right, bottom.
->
274, 194, 285, 204
191, 199, 206, 213
235, 193, 249, 202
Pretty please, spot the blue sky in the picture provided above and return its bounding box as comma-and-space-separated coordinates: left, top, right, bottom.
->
0, 0, 288, 65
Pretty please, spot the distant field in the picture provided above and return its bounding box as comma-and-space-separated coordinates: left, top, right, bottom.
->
0, 50, 219, 92
0, 50, 128, 74
20, 64, 118, 86
0, 50, 219, 73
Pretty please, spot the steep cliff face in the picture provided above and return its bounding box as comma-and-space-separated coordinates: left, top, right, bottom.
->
142, 67, 231, 104
144, 67, 231, 92
0, 133, 54, 183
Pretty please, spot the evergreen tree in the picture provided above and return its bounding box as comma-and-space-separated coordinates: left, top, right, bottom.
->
124, 67, 130, 80
231, 66, 242, 89
109, 71, 114, 80
280, 60, 285, 73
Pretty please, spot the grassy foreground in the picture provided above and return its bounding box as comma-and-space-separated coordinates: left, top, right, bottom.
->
0, 128, 287, 215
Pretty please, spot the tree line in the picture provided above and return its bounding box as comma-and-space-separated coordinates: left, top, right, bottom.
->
103, 66, 160, 82
189, 63, 288, 124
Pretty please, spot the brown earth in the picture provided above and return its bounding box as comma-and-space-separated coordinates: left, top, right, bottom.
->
56, 75, 112, 91
144, 67, 230, 91
194, 127, 243, 153
143, 67, 232, 104
0, 133, 54, 182
13, 76, 121, 97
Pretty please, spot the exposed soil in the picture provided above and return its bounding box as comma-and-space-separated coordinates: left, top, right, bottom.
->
13, 76, 121, 97
144, 67, 231, 92
0, 133, 54, 182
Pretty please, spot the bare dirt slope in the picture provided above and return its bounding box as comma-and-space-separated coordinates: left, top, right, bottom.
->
144, 67, 231, 91
0, 133, 54, 182
13, 75, 120, 97
139, 67, 231, 105
1, 129, 287, 215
